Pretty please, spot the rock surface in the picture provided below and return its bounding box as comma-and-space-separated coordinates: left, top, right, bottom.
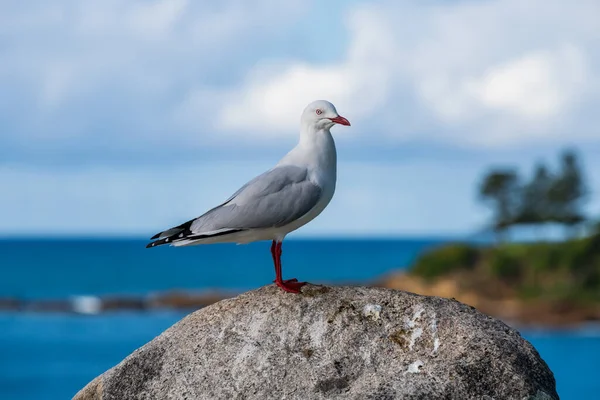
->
73, 285, 558, 400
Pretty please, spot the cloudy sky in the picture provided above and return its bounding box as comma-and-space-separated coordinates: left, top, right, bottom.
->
1, 0, 600, 237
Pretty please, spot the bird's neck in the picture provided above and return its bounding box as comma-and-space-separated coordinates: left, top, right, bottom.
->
298, 127, 337, 174
280, 127, 337, 174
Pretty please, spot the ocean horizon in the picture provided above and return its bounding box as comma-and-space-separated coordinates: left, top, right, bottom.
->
1, 237, 598, 399
0, 237, 450, 299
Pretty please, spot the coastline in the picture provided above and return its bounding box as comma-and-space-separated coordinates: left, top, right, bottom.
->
374, 271, 600, 330
2, 274, 599, 330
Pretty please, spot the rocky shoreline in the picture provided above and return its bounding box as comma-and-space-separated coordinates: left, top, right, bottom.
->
0, 290, 234, 314
2, 274, 599, 329
375, 272, 600, 329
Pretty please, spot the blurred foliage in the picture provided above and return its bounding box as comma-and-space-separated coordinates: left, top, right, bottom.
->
479, 169, 520, 239
412, 244, 479, 280
478, 149, 588, 239
411, 147, 599, 311
488, 250, 522, 282
410, 232, 600, 303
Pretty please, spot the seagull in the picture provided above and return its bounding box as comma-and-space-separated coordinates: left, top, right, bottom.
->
146, 100, 350, 293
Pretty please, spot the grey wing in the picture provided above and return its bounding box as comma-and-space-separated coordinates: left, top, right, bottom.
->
189, 165, 322, 233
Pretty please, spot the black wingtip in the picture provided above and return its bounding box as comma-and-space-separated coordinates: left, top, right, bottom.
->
150, 232, 161, 240
146, 236, 175, 249
146, 228, 246, 249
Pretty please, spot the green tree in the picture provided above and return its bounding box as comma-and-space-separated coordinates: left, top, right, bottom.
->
516, 163, 553, 226
479, 169, 520, 241
548, 150, 587, 231
593, 220, 600, 236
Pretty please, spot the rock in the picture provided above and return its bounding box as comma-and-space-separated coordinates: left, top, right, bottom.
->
146, 290, 233, 310
101, 296, 147, 312
0, 297, 20, 311
73, 285, 558, 400
25, 299, 72, 313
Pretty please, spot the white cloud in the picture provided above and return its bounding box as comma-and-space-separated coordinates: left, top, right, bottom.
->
217, 64, 352, 135
466, 46, 587, 120
418, 43, 591, 146
217, 0, 600, 147
215, 7, 396, 136
0, 0, 308, 146
1, 0, 600, 161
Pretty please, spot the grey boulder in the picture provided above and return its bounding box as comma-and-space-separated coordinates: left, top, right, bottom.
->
74, 285, 558, 400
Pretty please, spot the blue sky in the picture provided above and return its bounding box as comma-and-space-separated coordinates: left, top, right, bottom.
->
1, 0, 600, 237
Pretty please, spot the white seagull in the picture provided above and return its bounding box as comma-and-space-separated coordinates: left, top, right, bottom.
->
147, 100, 350, 293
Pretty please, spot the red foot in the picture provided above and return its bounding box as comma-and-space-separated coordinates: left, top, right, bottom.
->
273, 278, 298, 284
275, 279, 306, 294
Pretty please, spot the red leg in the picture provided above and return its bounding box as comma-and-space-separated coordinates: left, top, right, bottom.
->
276, 242, 299, 284
271, 240, 278, 277
271, 240, 305, 293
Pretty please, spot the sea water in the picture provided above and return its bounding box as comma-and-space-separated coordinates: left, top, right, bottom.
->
0, 239, 598, 399
0, 238, 441, 298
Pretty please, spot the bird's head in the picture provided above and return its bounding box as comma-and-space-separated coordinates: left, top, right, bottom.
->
301, 100, 350, 131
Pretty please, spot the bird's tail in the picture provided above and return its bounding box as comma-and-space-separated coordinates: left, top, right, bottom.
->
146, 221, 245, 248
146, 218, 195, 248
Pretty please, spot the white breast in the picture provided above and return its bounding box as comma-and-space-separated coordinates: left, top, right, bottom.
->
276, 129, 337, 237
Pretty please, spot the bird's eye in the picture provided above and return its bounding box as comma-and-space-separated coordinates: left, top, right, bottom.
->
315, 109, 322, 115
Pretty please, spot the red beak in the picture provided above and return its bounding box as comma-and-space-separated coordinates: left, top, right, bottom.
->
330, 115, 351, 126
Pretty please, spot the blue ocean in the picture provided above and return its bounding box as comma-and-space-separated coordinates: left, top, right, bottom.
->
0, 238, 598, 399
